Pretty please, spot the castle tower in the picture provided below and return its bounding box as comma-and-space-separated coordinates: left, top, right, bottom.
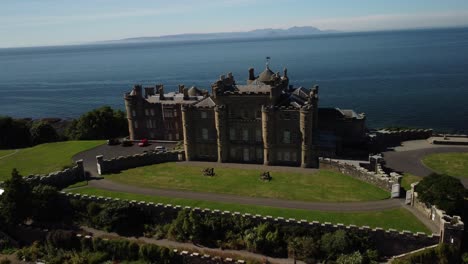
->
124, 85, 142, 140
181, 105, 194, 161
214, 105, 228, 162
262, 105, 273, 165
300, 105, 317, 168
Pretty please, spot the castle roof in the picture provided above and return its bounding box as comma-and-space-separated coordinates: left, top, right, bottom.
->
146, 92, 202, 105
257, 66, 275, 83
188, 86, 202, 97
194, 97, 216, 108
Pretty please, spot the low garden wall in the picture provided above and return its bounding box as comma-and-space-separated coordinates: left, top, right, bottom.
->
96, 151, 184, 175
23, 160, 85, 188
319, 157, 401, 195
63, 192, 440, 257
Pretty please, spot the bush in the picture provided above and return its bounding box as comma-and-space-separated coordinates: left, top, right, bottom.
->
415, 173, 466, 215
66, 106, 128, 140
30, 121, 59, 145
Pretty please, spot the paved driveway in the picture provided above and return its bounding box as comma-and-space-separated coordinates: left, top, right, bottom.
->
73, 142, 176, 176
382, 140, 468, 187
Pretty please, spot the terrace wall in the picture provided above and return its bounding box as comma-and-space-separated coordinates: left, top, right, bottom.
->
22, 160, 85, 188
409, 184, 465, 250
96, 151, 184, 175
63, 192, 440, 257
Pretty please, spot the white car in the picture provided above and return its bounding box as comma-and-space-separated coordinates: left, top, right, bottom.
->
155, 146, 166, 152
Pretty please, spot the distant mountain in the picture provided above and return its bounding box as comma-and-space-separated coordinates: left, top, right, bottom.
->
97, 26, 337, 44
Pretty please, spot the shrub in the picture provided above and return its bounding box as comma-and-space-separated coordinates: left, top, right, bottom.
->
30, 121, 59, 145
415, 173, 466, 215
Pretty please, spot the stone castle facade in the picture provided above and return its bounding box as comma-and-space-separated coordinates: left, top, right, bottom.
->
124, 64, 366, 166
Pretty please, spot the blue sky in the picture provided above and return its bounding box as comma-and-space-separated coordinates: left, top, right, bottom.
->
1, 0, 468, 48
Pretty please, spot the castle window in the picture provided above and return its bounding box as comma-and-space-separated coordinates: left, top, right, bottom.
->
255, 110, 261, 119
230, 147, 236, 159
243, 148, 249, 161
256, 148, 263, 160
134, 121, 138, 129
174, 109, 178, 117
242, 129, 249, 141
277, 151, 282, 161
284, 152, 290, 161
229, 128, 236, 140
175, 133, 180, 140
145, 109, 149, 116
150, 109, 155, 116
292, 152, 297, 162
256, 129, 262, 142
168, 133, 173, 141
202, 128, 209, 140
283, 130, 291, 144
164, 110, 173, 118
132, 110, 136, 117
174, 122, 178, 130
201, 111, 207, 119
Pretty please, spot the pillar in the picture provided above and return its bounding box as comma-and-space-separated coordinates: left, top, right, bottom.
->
181, 105, 194, 161
214, 105, 228, 162
262, 105, 273, 165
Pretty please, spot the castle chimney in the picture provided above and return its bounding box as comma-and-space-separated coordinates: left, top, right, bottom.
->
227, 72, 233, 79
134, 85, 142, 98
144, 87, 155, 98
178, 84, 185, 94
220, 75, 225, 81
248, 68, 255, 80
283, 68, 288, 78
157, 85, 164, 100
183, 88, 189, 99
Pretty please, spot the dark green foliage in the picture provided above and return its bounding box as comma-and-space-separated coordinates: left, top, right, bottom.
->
245, 222, 286, 257
287, 236, 320, 263
17, 237, 181, 264
31, 185, 63, 222
30, 121, 59, 145
415, 173, 466, 215
0, 169, 31, 226
95, 201, 146, 235
393, 244, 460, 264
66, 106, 128, 140
0, 116, 31, 149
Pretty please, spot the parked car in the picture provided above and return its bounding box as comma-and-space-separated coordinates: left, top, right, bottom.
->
121, 140, 133, 147
155, 146, 166, 152
138, 138, 149, 147
107, 138, 120, 145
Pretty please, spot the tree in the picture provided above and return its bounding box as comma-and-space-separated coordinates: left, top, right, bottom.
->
30, 121, 59, 145
0, 169, 32, 226
415, 173, 466, 215
31, 184, 63, 222
0, 116, 31, 149
66, 106, 128, 140
320, 230, 351, 260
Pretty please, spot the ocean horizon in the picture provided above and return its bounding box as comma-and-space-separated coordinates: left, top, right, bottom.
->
1, 27, 468, 133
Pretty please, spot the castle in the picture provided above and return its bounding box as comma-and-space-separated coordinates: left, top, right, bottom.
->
124, 63, 366, 167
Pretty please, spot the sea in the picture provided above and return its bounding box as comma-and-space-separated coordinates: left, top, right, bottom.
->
1, 27, 468, 133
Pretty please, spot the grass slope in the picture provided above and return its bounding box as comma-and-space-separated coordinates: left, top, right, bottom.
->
422, 152, 468, 178
68, 187, 430, 233
0, 141, 104, 180
401, 173, 423, 190
0, 150, 15, 158
105, 163, 389, 202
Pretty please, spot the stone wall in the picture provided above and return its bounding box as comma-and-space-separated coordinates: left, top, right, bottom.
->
63, 192, 440, 257
409, 183, 465, 250
372, 129, 433, 151
22, 160, 85, 188
96, 151, 184, 175
319, 157, 401, 194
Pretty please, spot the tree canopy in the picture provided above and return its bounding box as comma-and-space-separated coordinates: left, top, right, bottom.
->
30, 121, 59, 145
415, 173, 466, 216
0, 116, 31, 149
66, 106, 128, 140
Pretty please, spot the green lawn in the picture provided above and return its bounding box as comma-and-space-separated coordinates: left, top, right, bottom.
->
422, 152, 468, 178
0, 149, 16, 158
105, 163, 389, 202
68, 187, 430, 233
0, 141, 104, 181
401, 173, 423, 190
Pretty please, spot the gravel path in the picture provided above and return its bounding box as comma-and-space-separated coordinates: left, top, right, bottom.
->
81, 226, 306, 264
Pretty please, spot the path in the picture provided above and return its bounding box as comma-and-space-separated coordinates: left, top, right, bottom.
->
382, 140, 468, 187
81, 226, 305, 264
0, 149, 19, 160
83, 178, 402, 212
